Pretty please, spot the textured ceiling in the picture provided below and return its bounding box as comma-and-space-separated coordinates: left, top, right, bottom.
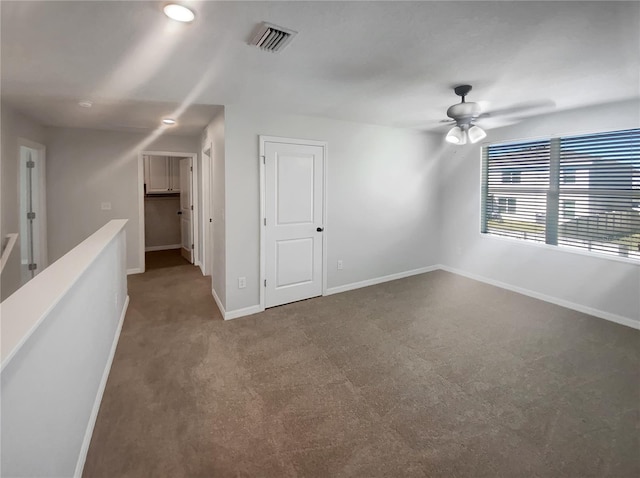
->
1, 1, 638, 133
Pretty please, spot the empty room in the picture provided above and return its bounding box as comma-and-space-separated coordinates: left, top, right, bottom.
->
1, 1, 638, 477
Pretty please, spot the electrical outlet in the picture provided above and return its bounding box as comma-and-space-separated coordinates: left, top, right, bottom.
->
238, 277, 246, 289
101, 202, 112, 210
337, 260, 343, 270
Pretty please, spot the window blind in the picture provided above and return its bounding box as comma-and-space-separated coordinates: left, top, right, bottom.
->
481, 128, 640, 261
482, 139, 550, 243
558, 129, 640, 258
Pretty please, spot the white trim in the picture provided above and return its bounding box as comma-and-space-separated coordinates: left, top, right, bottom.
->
479, 230, 640, 266
73, 295, 129, 478
1, 233, 19, 274
126, 268, 143, 275
144, 244, 181, 252
211, 287, 225, 317
211, 287, 261, 320
258, 136, 328, 312
225, 305, 262, 321
137, 150, 198, 274
17, 138, 48, 270
325, 265, 440, 296
437, 264, 640, 330
191, 155, 200, 268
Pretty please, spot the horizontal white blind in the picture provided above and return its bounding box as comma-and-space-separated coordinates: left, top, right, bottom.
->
558, 129, 640, 259
483, 139, 550, 243
481, 128, 640, 261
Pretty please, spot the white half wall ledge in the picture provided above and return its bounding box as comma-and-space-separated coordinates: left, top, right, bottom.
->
437, 265, 640, 331
1, 219, 129, 367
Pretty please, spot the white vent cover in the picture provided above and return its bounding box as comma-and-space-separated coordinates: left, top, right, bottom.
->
250, 22, 297, 53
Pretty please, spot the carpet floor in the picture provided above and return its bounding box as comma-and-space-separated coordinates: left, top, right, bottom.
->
83, 262, 639, 477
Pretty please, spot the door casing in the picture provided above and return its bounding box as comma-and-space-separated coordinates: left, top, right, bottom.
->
17, 138, 47, 283
259, 136, 328, 312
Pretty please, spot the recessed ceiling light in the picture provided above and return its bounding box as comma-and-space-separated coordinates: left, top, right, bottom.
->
163, 4, 195, 23
162, 118, 177, 126
78, 100, 93, 108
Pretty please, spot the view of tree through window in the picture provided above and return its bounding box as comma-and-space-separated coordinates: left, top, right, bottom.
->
481, 129, 640, 260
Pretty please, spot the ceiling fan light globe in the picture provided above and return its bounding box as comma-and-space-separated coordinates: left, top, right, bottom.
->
468, 125, 487, 143
446, 126, 465, 144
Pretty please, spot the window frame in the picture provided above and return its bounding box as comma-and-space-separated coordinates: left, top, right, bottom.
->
480, 128, 640, 263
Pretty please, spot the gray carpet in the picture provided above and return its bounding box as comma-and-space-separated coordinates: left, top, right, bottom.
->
83, 262, 639, 477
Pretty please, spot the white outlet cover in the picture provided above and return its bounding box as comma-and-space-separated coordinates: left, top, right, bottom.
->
101, 202, 112, 210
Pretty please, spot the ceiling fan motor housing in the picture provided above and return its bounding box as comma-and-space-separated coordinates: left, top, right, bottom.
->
446, 102, 482, 125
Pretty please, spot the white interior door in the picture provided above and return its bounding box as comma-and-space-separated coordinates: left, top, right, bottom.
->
264, 141, 324, 308
179, 157, 193, 263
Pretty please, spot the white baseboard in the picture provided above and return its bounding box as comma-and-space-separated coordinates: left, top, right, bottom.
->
74, 295, 129, 477
144, 244, 181, 252
211, 287, 262, 320
126, 268, 142, 275
437, 264, 640, 330
225, 305, 262, 320
325, 265, 440, 296
211, 287, 225, 318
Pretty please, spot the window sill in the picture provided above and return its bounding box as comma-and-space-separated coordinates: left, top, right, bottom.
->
479, 232, 640, 266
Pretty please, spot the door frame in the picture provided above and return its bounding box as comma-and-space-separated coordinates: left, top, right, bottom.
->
17, 138, 48, 274
201, 142, 213, 276
258, 135, 328, 312
137, 150, 198, 273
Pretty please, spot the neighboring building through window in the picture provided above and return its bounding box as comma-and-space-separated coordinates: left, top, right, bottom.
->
562, 200, 576, 218
481, 128, 640, 260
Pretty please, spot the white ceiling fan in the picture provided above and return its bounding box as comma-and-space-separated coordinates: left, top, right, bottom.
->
443, 84, 555, 145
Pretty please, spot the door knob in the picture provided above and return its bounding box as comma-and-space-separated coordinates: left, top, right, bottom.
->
316, 227, 324, 232
177, 211, 183, 215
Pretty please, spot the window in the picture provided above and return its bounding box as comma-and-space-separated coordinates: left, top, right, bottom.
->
481, 128, 640, 260
562, 200, 576, 218
562, 171, 576, 184
502, 171, 521, 184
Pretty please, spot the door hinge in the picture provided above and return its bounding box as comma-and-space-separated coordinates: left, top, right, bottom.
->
27, 212, 36, 219
191, 205, 194, 210
26, 160, 35, 169
261, 156, 265, 164
263, 218, 266, 226
264, 279, 267, 287
28, 263, 37, 271
190, 166, 193, 172
191, 243, 194, 249
209, 218, 212, 223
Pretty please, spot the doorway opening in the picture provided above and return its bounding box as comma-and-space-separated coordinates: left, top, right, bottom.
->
18, 139, 47, 286
137, 151, 198, 273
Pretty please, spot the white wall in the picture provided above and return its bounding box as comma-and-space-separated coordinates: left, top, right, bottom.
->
439, 100, 640, 325
144, 196, 180, 248
224, 106, 440, 312
1, 220, 128, 477
45, 127, 199, 272
202, 109, 226, 309
0, 103, 46, 300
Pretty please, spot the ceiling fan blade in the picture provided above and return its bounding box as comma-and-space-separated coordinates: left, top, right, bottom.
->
477, 117, 521, 130
478, 99, 556, 119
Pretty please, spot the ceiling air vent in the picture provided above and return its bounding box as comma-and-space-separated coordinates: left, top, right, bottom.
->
250, 22, 297, 53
